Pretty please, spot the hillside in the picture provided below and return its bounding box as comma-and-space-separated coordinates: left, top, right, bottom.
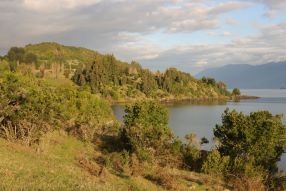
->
0, 132, 221, 191
0, 62, 226, 191
196, 62, 286, 89
1, 46, 286, 190
5, 42, 231, 102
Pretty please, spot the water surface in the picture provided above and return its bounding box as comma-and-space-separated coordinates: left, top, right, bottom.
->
112, 89, 286, 170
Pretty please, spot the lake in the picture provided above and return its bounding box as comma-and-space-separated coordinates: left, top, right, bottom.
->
112, 89, 286, 170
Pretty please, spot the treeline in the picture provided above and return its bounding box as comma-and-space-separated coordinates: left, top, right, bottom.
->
2, 42, 233, 101
4, 47, 38, 71
72, 55, 230, 100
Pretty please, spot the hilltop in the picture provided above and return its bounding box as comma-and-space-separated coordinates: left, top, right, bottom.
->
196, 62, 286, 89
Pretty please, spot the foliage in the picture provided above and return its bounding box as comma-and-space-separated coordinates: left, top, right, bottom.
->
232, 88, 241, 96
214, 109, 286, 175
73, 59, 231, 100
200, 137, 209, 145
7, 47, 25, 63
7, 47, 38, 65
4, 42, 231, 100
24, 52, 38, 64
209, 109, 286, 190
120, 101, 175, 161
201, 76, 216, 86
0, 60, 10, 72
202, 149, 229, 176
181, 133, 201, 170
0, 72, 113, 144
24, 42, 99, 64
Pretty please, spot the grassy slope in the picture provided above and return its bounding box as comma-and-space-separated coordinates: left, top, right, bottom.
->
25, 42, 99, 63
0, 131, 223, 191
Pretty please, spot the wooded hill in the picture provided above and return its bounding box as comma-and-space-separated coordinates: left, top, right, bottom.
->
4, 42, 231, 102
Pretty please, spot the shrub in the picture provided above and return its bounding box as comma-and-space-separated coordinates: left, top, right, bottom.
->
0, 72, 113, 144
232, 88, 241, 96
0, 60, 10, 72
120, 101, 175, 162
202, 149, 229, 176
213, 109, 286, 189
181, 133, 201, 170
214, 109, 286, 174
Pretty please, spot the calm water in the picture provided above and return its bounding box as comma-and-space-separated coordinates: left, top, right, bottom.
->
112, 89, 286, 170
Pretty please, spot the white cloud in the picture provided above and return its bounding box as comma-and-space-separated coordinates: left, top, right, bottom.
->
222, 31, 232, 36
111, 32, 163, 61
0, 0, 285, 75
23, 0, 102, 12
209, 1, 251, 15
141, 21, 286, 74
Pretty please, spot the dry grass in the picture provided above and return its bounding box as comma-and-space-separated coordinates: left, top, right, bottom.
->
0, 130, 229, 191
228, 176, 266, 191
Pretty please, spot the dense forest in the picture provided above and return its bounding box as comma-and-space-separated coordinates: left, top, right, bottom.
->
72, 58, 231, 101
1, 43, 286, 190
4, 42, 231, 102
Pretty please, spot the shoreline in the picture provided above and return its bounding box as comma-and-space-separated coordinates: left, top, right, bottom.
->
111, 95, 259, 105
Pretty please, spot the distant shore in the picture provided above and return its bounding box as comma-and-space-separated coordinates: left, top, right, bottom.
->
230, 95, 259, 101
111, 95, 259, 105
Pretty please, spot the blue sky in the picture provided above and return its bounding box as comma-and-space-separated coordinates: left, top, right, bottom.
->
0, 0, 286, 74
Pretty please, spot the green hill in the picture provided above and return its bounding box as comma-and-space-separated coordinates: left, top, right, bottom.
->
25, 42, 99, 63
5, 42, 231, 102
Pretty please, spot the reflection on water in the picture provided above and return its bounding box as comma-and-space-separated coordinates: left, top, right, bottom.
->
112, 89, 286, 171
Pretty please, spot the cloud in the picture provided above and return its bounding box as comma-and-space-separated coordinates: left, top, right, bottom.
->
141, 21, 286, 74
240, 0, 286, 17
23, 0, 102, 12
0, 0, 285, 75
222, 31, 232, 36
225, 17, 239, 25
258, 0, 286, 9
111, 32, 163, 60
209, 1, 251, 15
0, 0, 250, 52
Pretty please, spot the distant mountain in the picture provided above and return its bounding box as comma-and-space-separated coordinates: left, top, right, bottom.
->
196, 62, 286, 89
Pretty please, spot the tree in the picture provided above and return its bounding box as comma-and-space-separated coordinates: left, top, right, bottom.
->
24, 53, 38, 64
7, 47, 25, 63
232, 88, 241, 96
140, 70, 158, 96
201, 77, 216, 86
120, 101, 173, 159
200, 137, 209, 145
214, 109, 286, 174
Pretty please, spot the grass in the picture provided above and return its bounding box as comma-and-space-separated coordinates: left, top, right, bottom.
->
0, 131, 100, 191
0, 131, 224, 191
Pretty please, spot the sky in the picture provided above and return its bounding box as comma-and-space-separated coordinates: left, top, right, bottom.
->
0, 0, 286, 74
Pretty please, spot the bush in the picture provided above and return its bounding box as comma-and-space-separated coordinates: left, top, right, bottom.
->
202, 149, 229, 176
120, 101, 175, 162
213, 109, 286, 189
232, 88, 241, 96
0, 72, 113, 144
181, 133, 201, 170
0, 60, 10, 72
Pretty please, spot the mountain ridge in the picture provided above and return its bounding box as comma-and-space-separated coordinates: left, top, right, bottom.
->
196, 62, 286, 89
